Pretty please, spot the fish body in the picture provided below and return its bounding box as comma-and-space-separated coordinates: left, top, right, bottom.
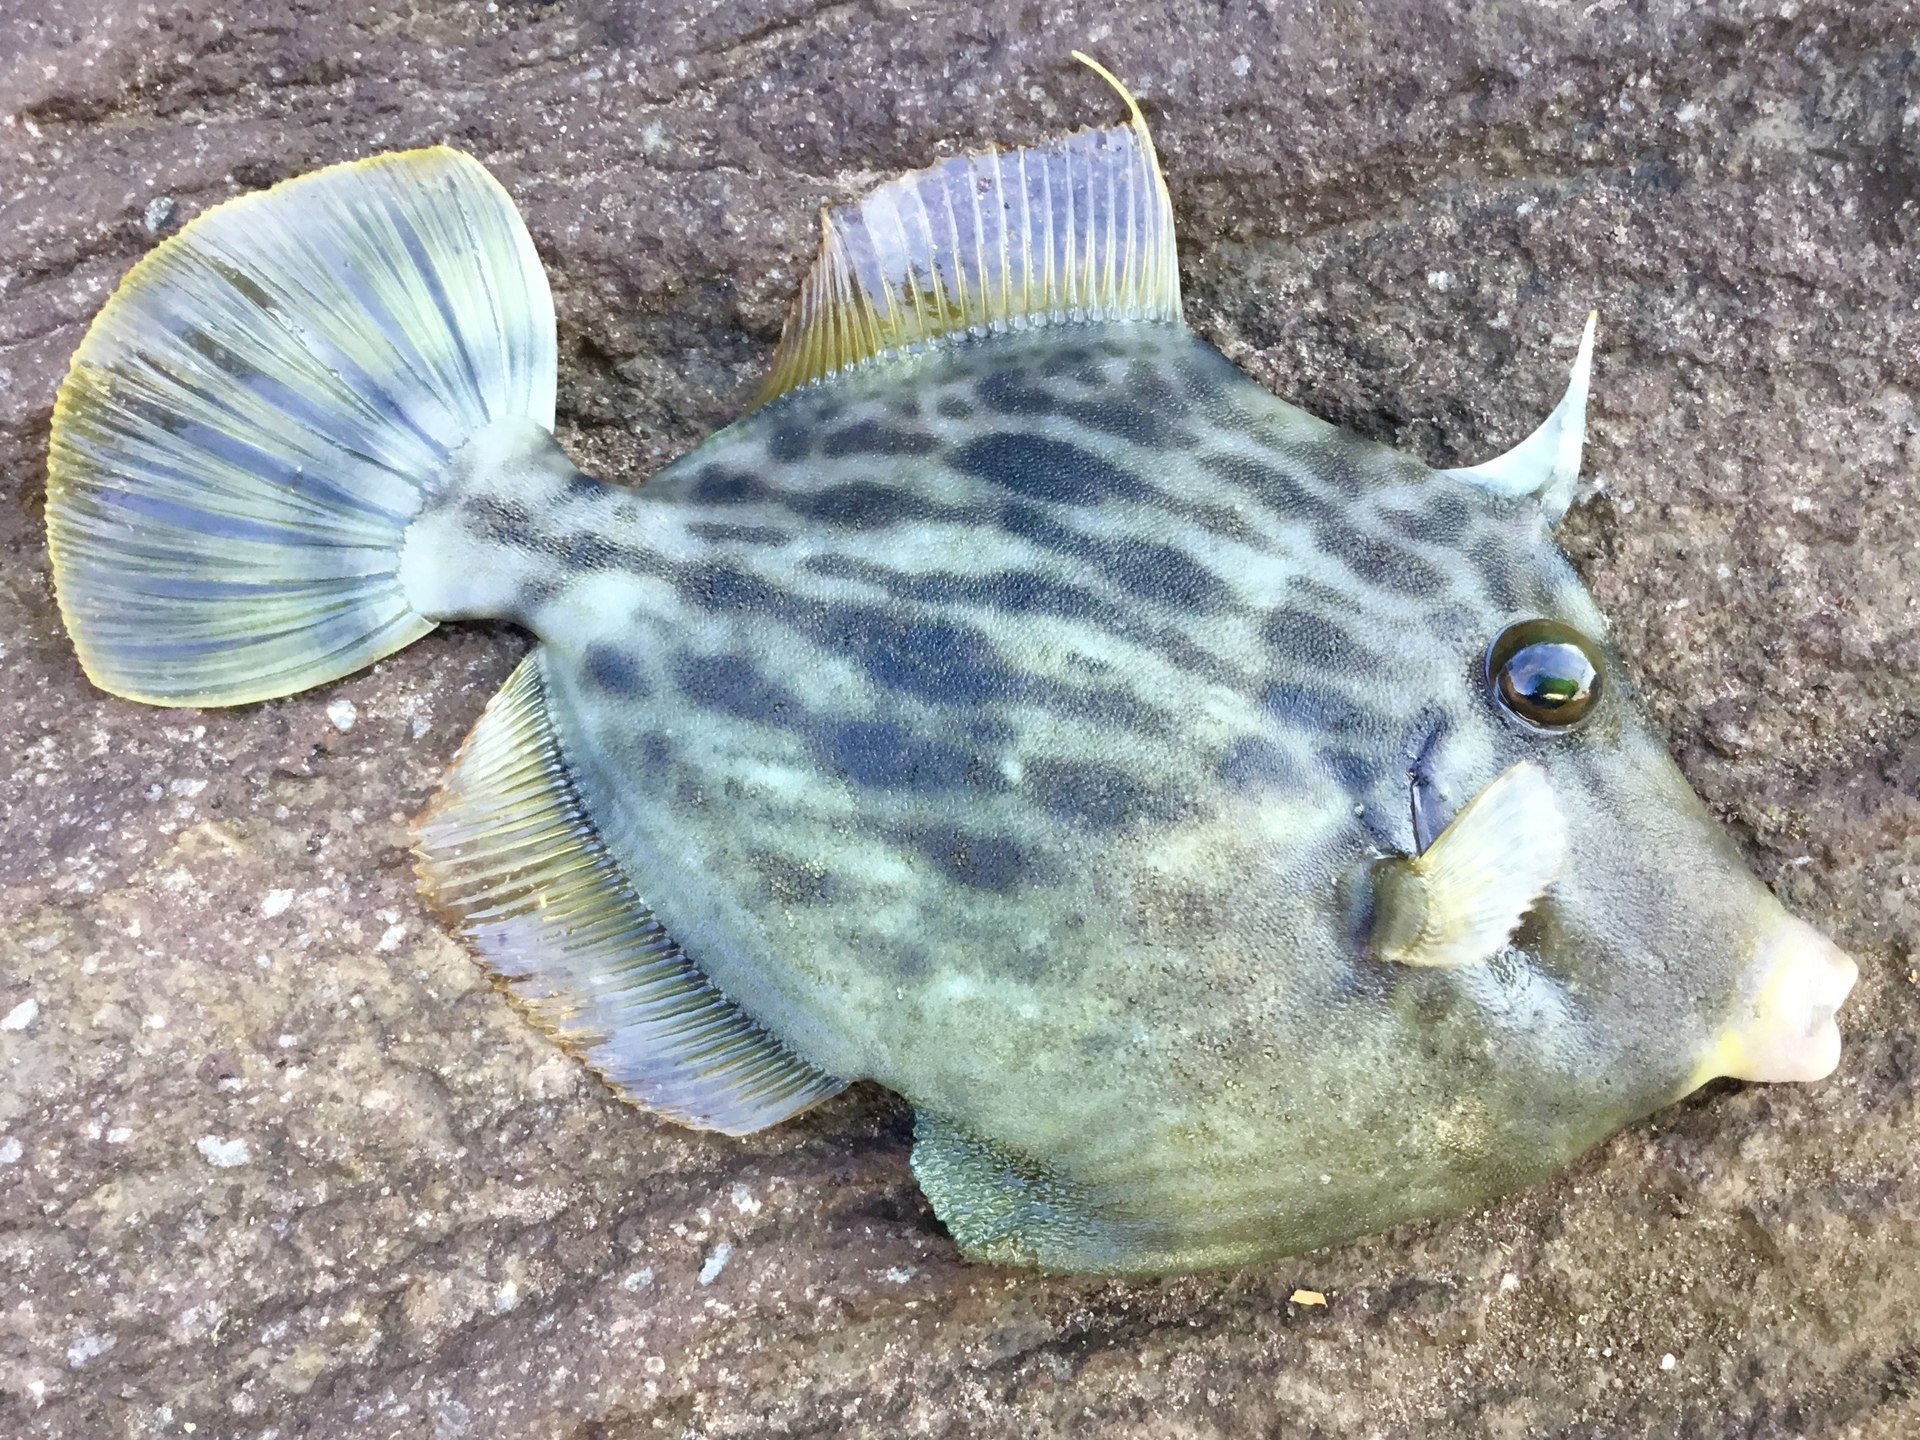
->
45, 76, 1857, 1273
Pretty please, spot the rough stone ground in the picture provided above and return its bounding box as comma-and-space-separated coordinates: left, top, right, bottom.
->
2, 1, 1917, 1435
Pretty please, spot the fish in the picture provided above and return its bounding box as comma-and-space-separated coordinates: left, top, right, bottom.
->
44, 57, 1857, 1275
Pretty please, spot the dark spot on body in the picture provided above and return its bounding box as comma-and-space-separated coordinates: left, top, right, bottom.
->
564, 470, 605, 501
1307, 436, 1374, 497
1320, 528, 1446, 597
516, 576, 562, 612
1201, 453, 1334, 522
1319, 747, 1381, 793
1062, 398, 1191, 448
462, 495, 538, 549
819, 420, 940, 458
766, 424, 811, 462
1218, 736, 1300, 791
1000, 504, 1230, 611
750, 851, 838, 906
691, 467, 770, 505
1024, 757, 1178, 830
584, 643, 650, 697
936, 394, 975, 419
978, 369, 1058, 415
1124, 360, 1183, 413
639, 731, 674, 772
1263, 610, 1377, 668
677, 562, 783, 613
561, 531, 650, 572
1176, 351, 1233, 404
789, 482, 947, 529
686, 522, 793, 546
1471, 535, 1521, 613
674, 652, 804, 725
956, 433, 1151, 506
1381, 492, 1473, 545
1264, 681, 1375, 735
814, 604, 1020, 705
1425, 604, 1477, 643
894, 824, 1030, 892
819, 718, 994, 792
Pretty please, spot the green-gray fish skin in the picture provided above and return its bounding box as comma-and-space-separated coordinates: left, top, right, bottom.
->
400, 321, 1846, 1270
44, 109, 1858, 1275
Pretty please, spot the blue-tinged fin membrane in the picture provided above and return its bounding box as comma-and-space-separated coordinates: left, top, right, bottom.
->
758, 55, 1181, 401
47, 147, 556, 706
414, 652, 846, 1134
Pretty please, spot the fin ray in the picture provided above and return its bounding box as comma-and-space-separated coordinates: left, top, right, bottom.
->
1372, 761, 1568, 969
759, 61, 1181, 402
47, 148, 555, 706
415, 653, 846, 1134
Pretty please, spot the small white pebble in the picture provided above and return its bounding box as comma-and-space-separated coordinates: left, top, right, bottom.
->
1426, 269, 1454, 291
276, 1033, 297, 1048
375, 923, 407, 953
1, 998, 39, 1031
196, 1135, 250, 1168
1661, 1353, 1677, 1371
1232, 53, 1251, 77
621, 1267, 655, 1292
493, 1280, 518, 1313
261, 888, 294, 918
0, 1137, 22, 1165
1500, 1272, 1520, 1292
729, 1183, 761, 1216
66, 1333, 114, 1369
326, 698, 357, 732
698, 1241, 734, 1285
107, 1127, 131, 1144
884, 1265, 917, 1284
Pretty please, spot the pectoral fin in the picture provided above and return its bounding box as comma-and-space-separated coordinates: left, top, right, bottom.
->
1371, 761, 1567, 968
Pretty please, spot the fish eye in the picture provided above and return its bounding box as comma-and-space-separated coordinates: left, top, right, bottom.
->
1485, 619, 1604, 731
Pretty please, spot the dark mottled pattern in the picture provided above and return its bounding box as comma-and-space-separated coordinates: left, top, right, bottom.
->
391, 315, 1753, 1277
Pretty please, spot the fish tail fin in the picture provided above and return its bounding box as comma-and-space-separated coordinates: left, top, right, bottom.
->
46, 148, 555, 707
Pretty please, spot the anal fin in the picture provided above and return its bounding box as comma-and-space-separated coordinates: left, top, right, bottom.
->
415, 651, 845, 1133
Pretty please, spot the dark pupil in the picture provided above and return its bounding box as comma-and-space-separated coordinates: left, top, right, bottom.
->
1487, 621, 1602, 729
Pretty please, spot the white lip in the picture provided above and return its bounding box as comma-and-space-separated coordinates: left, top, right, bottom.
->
1700, 916, 1858, 1084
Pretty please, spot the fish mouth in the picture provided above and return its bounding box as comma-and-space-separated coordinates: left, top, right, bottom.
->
1697, 915, 1859, 1084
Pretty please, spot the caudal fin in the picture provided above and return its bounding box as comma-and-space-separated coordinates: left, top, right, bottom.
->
46, 147, 555, 707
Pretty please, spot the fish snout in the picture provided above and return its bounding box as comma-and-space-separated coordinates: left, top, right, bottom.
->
1702, 915, 1859, 1084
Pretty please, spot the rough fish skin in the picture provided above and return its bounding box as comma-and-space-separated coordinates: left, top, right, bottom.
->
43, 116, 1857, 1274
400, 324, 1829, 1271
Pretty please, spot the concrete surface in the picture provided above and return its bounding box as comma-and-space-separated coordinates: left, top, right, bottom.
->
1, 1, 1915, 1435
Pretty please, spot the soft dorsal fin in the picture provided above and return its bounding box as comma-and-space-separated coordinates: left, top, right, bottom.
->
759, 54, 1182, 403
415, 652, 845, 1133
1370, 761, 1568, 969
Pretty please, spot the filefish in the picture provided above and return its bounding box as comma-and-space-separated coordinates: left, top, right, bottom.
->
46, 62, 1856, 1274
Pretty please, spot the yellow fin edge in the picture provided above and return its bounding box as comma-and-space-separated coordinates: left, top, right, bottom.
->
758, 56, 1183, 403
